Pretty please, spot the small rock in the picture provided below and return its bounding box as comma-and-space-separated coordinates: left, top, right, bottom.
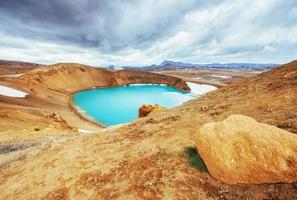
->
138, 104, 166, 118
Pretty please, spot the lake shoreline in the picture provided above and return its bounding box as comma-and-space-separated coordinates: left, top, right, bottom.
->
69, 83, 196, 128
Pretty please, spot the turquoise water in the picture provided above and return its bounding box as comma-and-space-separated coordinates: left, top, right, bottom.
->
73, 85, 194, 126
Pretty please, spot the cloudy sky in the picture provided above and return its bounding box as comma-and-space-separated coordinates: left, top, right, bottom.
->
0, 0, 296, 66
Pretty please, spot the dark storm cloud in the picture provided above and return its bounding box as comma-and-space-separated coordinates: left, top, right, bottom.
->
0, 0, 213, 50
0, 0, 106, 26
0, 0, 112, 48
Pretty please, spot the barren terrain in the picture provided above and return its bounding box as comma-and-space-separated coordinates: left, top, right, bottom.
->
0, 60, 39, 76
157, 67, 268, 86
0, 61, 296, 199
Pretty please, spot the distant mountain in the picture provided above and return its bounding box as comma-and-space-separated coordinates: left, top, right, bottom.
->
118, 60, 279, 71
200, 63, 279, 69
0, 59, 40, 67
0, 59, 41, 75
160, 60, 196, 67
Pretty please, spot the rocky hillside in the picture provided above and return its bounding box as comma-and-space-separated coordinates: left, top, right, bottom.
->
212, 60, 297, 133
18, 63, 190, 93
0, 60, 296, 199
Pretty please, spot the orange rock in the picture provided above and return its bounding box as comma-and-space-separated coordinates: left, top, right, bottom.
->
138, 104, 166, 118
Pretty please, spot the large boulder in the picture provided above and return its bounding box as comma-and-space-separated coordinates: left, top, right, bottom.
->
194, 114, 297, 184
138, 104, 166, 118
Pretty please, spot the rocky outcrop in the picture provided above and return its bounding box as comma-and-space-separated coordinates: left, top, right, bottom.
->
46, 112, 77, 131
194, 115, 297, 184
138, 104, 166, 118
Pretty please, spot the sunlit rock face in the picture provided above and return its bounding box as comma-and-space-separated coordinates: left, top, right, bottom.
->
194, 114, 297, 184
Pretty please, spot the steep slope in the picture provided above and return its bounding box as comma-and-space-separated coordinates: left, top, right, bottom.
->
0, 60, 296, 199
209, 60, 297, 133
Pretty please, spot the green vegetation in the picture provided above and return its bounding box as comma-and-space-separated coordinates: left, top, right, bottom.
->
184, 146, 208, 172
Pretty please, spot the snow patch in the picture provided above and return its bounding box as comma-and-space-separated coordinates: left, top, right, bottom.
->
129, 83, 167, 86
0, 85, 28, 97
186, 82, 217, 96
78, 129, 94, 134
210, 75, 232, 79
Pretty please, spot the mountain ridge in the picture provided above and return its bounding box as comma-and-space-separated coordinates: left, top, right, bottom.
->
110, 60, 280, 71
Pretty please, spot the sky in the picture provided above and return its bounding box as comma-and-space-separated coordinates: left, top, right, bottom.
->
0, 0, 296, 66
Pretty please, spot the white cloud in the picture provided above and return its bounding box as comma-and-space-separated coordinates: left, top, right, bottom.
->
0, 0, 296, 65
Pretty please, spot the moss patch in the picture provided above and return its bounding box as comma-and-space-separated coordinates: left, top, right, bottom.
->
184, 146, 207, 172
